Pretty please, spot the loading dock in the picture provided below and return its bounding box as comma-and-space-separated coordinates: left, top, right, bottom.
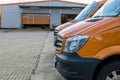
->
1, 2, 85, 29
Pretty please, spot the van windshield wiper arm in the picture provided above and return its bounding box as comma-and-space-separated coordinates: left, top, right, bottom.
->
94, 16, 104, 18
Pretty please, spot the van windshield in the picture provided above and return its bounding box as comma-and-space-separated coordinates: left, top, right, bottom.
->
74, 2, 98, 21
93, 0, 120, 17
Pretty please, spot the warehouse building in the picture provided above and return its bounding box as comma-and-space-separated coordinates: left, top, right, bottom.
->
0, 1, 86, 30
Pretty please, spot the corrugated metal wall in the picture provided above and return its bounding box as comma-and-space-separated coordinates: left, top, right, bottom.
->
0, 6, 2, 28
2, 5, 21, 28
50, 9, 61, 29
22, 8, 50, 14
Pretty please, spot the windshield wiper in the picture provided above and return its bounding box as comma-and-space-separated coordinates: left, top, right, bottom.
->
70, 20, 79, 23
94, 16, 104, 18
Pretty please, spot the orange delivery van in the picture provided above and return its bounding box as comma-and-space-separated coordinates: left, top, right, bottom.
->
54, 0, 120, 80
54, 0, 107, 36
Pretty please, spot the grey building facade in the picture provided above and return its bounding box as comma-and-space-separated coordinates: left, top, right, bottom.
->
1, 1, 85, 29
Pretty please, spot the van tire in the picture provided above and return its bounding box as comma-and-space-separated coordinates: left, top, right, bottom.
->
95, 61, 120, 80
66, 78, 79, 80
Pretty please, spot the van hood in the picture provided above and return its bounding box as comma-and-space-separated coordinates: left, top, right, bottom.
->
59, 17, 113, 38
56, 20, 79, 31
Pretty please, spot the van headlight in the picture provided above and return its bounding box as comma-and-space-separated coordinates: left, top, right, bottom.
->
63, 35, 89, 53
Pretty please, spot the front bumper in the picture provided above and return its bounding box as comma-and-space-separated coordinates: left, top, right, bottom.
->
55, 52, 101, 80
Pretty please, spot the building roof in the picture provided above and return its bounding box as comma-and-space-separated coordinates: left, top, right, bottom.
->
0, 0, 87, 6
19, 1, 86, 8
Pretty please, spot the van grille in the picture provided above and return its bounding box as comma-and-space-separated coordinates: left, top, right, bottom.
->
54, 36, 63, 51
54, 29, 58, 36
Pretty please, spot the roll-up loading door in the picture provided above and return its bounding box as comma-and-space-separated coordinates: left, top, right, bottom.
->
61, 14, 77, 24
34, 14, 50, 24
22, 13, 50, 29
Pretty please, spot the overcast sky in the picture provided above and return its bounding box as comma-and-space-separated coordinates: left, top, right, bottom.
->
0, 0, 102, 4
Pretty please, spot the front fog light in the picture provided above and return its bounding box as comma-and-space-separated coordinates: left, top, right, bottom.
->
63, 35, 89, 53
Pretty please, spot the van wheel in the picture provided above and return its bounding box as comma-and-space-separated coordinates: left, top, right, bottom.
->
66, 78, 79, 80
95, 61, 120, 80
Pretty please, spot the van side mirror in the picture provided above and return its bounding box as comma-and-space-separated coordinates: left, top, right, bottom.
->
118, 15, 120, 18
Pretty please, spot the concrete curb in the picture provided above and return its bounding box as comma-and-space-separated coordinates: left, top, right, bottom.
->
31, 32, 66, 80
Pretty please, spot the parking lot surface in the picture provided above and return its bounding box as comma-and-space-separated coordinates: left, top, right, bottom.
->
0, 30, 65, 80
